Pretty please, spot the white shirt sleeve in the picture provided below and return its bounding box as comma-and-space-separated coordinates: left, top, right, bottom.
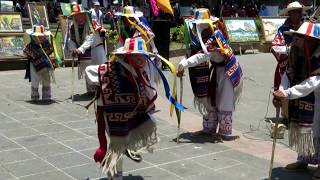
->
85, 65, 100, 86
179, 53, 211, 68
284, 76, 320, 99
279, 73, 290, 90
78, 33, 94, 54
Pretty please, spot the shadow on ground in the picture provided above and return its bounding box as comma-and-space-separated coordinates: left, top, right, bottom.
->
71, 93, 94, 101
99, 175, 144, 180
268, 167, 314, 180
173, 132, 223, 144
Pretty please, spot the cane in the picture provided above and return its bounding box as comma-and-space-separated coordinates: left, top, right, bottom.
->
268, 107, 280, 180
177, 77, 183, 143
71, 56, 75, 102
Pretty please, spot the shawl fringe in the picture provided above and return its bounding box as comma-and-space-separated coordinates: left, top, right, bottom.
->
100, 116, 158, 177
289, 123, 315, 158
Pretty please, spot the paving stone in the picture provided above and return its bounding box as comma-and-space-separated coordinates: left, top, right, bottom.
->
20, 118, 56, 127
19, 170, 74, 180
27, 143, 73, 157
13, 135, 54, 147
46, 152, 92, 169
159, 159, 212, 179
0, 149, 36, 164
0, 122, 26, 132
49, 114, 84, 123
49, 130, 88, 142
64, 120, 95, 129
79, 149, 95, 159
142, 150, 181, 165
122, 157, 152, 172
0, 136, 21, 151
2, 158, 55, 177
192, 154, 240, 171
0, 166, 15, 180
166, 144, 212, 159
124, 167, 181, 180
63, 137, 98, 151
79, 127, 97, 137
3, 127, 39, 139
32, 124, 71, 134
63, 163, 104, 179
0, 112, 13, 123
7, 111, 43, 121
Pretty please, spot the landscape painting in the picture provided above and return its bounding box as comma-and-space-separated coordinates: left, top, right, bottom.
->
261, 17, 286, 42
0, 13, 23, 33
0, 36, 24, 58
223, 18, 260, 43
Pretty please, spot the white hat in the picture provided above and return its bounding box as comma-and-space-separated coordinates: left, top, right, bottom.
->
113, 37, 153, 56
115, 6, 143, 18
26, 25, 51, 36
93, 1, 100, 6
284, 22, 320, 40
279, 1, 311, 16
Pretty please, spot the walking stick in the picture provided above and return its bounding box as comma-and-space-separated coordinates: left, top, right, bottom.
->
268, 107, 280, 180
71, 56, 75, 102
177, 77, 183, 143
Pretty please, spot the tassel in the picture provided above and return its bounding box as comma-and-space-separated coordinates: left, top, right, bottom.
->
94, 107, 108, 163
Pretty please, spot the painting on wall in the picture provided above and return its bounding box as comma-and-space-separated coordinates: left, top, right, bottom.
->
0, 12, 23, 33
261, 17, 287, 42
27, 3, 50, 29
0, 36, 24, 58
0, 1, 14, 12
223, 18, 260, 43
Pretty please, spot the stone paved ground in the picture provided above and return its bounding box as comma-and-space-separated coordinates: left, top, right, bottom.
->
0, 53, 315, 180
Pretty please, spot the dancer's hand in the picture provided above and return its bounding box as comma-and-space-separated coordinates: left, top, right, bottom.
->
273, 90, 286, 98
72, 49, 81, 57
177, 64, 185, 77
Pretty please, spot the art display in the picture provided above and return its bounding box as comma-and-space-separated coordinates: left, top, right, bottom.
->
0, 36, 24, 58
0, 1, 14, 12
223, 18, 260, 43
27, 3, 50, 29
0, 12, 23, 33
261, 17, 287, 42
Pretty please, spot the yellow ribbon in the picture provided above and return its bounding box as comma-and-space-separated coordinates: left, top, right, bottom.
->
152, 53, 178, 116
126, 18, 152, 45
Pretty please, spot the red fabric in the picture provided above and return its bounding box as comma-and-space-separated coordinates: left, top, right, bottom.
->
274, 64, 281, 91
94, 106, 107, 163
216, 20, 228, 40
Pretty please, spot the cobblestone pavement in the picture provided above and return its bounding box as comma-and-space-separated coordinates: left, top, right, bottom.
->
0, 53, 314, 180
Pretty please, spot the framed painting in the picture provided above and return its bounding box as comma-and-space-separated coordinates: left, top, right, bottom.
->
0, 0, 14, 12
223, 18, 260, 43
27, 2, 50, 29
0, 36, 24, 59
261, 17, 287, 42
0, 12, 23, 33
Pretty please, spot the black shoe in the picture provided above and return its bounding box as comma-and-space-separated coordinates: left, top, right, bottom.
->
125, 149, 142, 163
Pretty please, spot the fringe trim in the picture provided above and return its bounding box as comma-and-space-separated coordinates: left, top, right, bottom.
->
101, 115, 158, 177
194, 97, 209, 115
234, 78, 243, 106
289, 123, 315, 158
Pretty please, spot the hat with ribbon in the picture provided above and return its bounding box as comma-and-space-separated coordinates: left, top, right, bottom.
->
284, 22, 320, 40
26, 25, 51, 36
193, 8, 218, 24
115, 6, 143, 18
113, 37, 153, 56
279, 1, 311, 16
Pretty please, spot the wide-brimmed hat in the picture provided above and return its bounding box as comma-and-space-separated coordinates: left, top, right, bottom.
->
279, 1, 311, 16
113, 37, 153, 56
26, 25, 51, 36
284, 22, 320, 40
114, 6, 143, 18
93, 1, 100, 6
193, 8, 218, 24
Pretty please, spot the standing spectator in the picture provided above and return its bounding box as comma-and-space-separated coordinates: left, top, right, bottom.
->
90, 1, 104, 24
